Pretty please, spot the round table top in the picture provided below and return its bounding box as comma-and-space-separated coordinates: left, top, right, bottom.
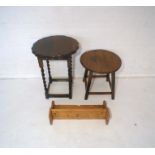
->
32, 35, 79, 58
80, 49, 122, 73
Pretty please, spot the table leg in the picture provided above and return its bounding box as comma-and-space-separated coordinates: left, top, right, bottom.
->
106, 73, 109, 82
37, 58, 48, 99
85, 71, 93, 100
46, 59, 52, 83
111, 72, 115, 99
67, 56, 72, 99
83, 69, 88, 82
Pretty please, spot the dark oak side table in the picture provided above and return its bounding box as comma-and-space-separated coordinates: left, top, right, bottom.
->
32, 35, 79, 99
80, 49, 122, 100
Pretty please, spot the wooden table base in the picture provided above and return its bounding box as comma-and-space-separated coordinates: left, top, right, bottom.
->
49, 100, 111, 125
83, 71, 115, 100
38, 57, 73, 99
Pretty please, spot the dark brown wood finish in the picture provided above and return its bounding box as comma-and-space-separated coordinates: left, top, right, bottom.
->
32, 35, 79, 99
80, 49, 121, 100
32, 35, 79, 58
80, 49, 121, 74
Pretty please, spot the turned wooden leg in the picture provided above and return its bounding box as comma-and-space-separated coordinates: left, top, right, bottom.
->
41, 67, 48, 99
67, 56, 72, 99
46, 59, 52, 83
85, 71, 93, 100
38, 57, 48, 99
111, 72, 115, 100
83, 69, 88, 82
106, 73, 109, 82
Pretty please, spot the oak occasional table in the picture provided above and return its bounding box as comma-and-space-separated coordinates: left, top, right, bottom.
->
32, 35, 79, 99
80, 49, 122, 100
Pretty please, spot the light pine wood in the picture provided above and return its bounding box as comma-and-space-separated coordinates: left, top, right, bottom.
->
49, 100, 110, 125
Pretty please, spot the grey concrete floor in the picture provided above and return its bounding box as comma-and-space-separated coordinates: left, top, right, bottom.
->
0, 77, 155, 147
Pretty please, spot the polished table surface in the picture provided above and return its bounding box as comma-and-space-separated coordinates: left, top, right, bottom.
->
32, 35, 79, 58
80, 49, 122, 74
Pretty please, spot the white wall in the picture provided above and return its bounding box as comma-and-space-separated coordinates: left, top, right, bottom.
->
0, 6, 155, 78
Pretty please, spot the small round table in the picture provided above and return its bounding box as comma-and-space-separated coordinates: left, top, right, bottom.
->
32, 35, 79, 99
80, 49, 122, 100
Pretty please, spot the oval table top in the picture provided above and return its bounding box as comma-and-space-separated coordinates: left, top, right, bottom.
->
32, 35, 79, 58
80, 49, 122, 74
